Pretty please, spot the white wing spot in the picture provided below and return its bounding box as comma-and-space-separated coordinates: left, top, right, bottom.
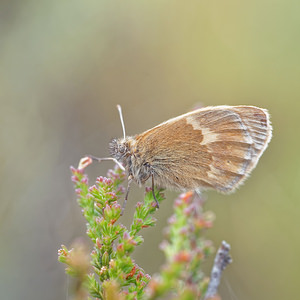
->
200, 128, 220, 145
186, 116, 219, 145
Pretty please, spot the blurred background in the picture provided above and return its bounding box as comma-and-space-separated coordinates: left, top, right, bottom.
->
1, 1, 299, 299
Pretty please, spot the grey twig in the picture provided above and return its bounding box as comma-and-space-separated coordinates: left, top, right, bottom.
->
204, 240, 232, 300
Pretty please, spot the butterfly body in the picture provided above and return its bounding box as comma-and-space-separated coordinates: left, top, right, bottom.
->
109, 105, 272, 194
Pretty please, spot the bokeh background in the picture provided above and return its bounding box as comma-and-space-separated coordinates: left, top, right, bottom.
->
1, 1, 299, 299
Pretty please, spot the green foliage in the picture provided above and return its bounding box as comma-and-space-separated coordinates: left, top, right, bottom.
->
58, 165, 215, 299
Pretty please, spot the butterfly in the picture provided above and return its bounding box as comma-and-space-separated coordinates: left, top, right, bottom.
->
79, 105, 272, 211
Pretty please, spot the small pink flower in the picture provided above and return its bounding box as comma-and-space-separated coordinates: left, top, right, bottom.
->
123, 231, 130, 240
71, 175, 79, 183
136, 202, 143, 208
145, 186, 152, 193
75, 188, 82, 195
96, 176, 104, 183
81, 176, 88, 184
179, 191, 194, 203
96, 238, 102, 250
88, 185, 97, 193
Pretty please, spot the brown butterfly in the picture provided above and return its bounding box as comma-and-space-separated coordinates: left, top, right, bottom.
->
80, 105, 272, 211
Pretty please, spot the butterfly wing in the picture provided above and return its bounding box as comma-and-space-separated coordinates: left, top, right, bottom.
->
135, 106, 272, 193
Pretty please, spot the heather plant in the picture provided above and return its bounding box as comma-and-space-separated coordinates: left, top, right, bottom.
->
58, 163, 229, 300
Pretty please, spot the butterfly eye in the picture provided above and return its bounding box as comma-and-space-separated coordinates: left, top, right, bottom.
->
118, 145, 125, 153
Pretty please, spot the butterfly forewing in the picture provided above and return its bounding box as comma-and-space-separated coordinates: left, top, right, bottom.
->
135, 106, 272, 193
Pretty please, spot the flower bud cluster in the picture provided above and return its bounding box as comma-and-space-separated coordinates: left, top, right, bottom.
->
146, 191, 215, 299
59, 164, 166, 299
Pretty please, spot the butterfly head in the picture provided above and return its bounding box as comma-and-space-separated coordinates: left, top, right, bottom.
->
109, 136, 152, 185
109, 138, 129, 161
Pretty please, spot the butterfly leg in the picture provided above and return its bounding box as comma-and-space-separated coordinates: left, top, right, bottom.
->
121, 175, 133, 215
151, 173, 160, 209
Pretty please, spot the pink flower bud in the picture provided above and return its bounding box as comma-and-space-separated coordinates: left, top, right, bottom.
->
105, 178, 113, 185
75, 188, 82, 195
145, 186, 152, 193
70, 166, 76, 173
151, 201, 158, 208
78, 156, 93, 170
123, 231, 130, 240
71, 175, 79, 183
117, 243, 124, 253
96, 176, 104, 183
174, 250, 191, 263
179, 191, 194, 203
108, 192, 116, 200
81, 176, 88, 184
112, 202, 121, 212
88, 185, 97, 193
136, 202, 143, 208
96, 238, 102, 250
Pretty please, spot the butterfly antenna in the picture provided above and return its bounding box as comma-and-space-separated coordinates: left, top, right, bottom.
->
117, 105, 126, 140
